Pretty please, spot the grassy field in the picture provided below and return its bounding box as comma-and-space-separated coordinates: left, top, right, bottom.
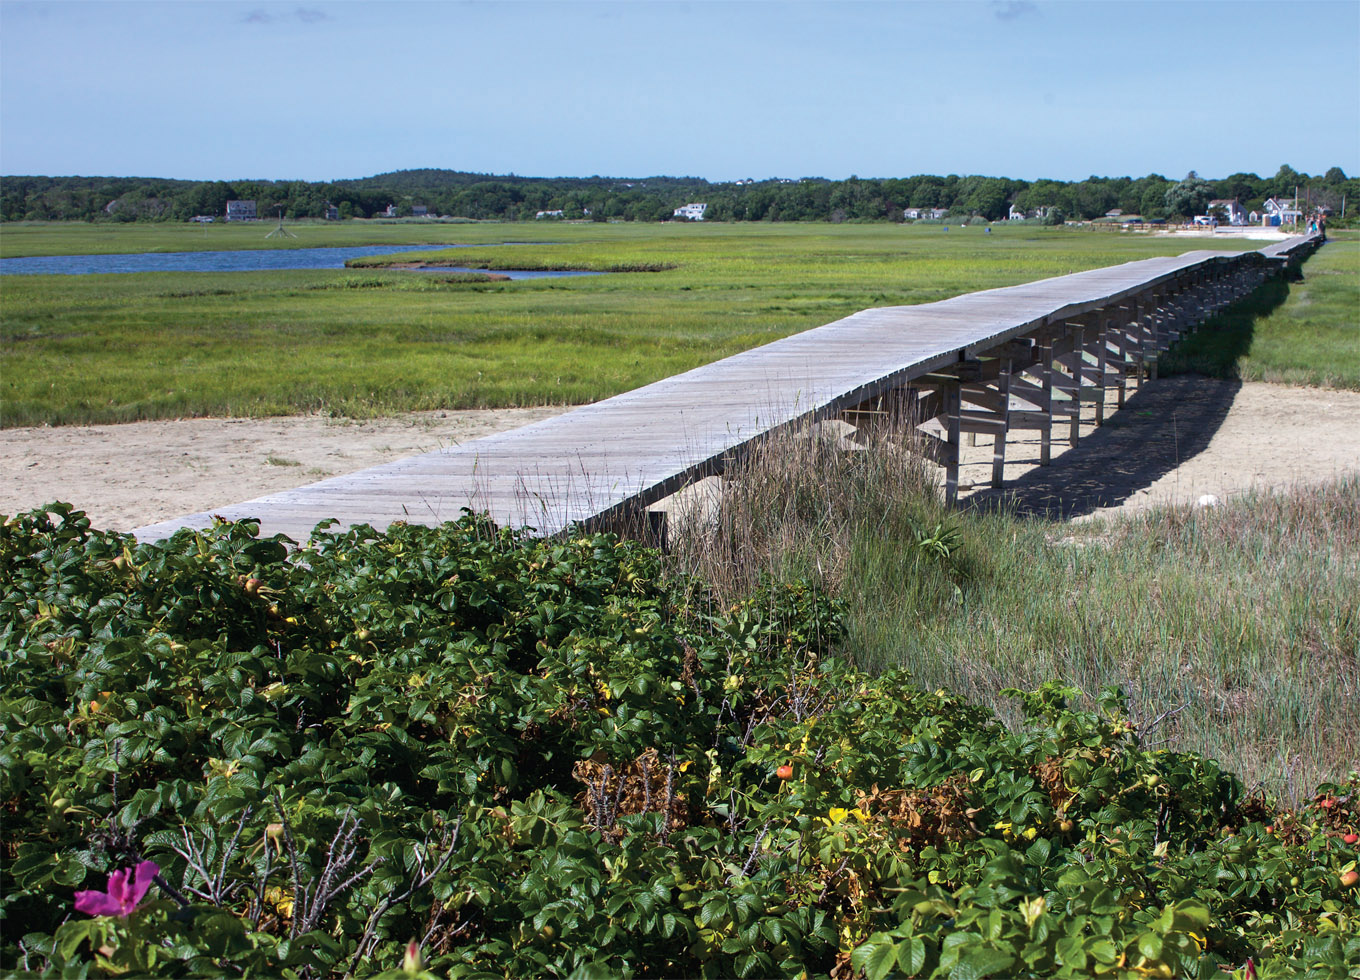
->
1161, 233, 1359, 387
0, 221, 1311, 427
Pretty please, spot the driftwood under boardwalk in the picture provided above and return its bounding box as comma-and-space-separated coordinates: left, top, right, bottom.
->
134, 234, 1322, 544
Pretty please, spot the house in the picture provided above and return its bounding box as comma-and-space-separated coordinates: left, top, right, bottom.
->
225, 200, 257, 222
905, 207, 948, 220
1008, 204, 1026, 221
381, 204, 398, 218
1261, 196, 1302, 226
189, 215, 214, 223
412, 205, 428, 217
323, 203, 340, 221
535, 210, 565, 219
673, 202, 707, 220
1105, 209, 1123, 218
1206, 199, 1247, 225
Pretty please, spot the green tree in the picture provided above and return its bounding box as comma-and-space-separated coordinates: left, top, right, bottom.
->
1163, 172, 1215, 218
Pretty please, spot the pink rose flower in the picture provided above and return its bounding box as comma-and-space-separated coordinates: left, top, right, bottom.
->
74, 860, 159, 917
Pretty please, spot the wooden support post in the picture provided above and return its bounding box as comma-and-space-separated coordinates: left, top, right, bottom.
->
1092, 312, 1109, 426
1114, 303, 1131, 408
1069, 322, 1086, 446
944, 381, 961, 507
991, 356, 1011, 487
1147, 286, 1163, 382
1039, 337, 1054, 465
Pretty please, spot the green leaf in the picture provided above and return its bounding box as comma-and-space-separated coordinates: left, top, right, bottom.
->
951, 946, 1017, 980
897, 935, 928, 976
851, 939, 898, 980
1137, 932, 1164, 962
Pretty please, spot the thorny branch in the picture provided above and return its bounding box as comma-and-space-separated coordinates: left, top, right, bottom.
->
347, 822, 463, 977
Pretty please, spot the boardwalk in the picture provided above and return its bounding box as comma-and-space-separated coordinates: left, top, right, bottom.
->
134, 234, 1322, 543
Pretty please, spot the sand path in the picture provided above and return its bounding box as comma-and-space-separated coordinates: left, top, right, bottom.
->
3, 380, 1358, 534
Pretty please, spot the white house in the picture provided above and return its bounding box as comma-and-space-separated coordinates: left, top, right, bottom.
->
1261, 197, 1302, 226
673, 202, 707, 220
535, 210, 565, 219
381, 204, 398, 218
1206, 199, 1247, 225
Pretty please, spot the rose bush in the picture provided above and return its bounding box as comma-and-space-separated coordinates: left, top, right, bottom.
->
2, 504, 1356, 977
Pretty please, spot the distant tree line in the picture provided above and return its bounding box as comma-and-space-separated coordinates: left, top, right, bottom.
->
2, 165, 1354, 224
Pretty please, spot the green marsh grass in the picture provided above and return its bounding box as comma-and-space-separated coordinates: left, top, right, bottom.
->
1161, 231, 1359, 388
2, 222, 1275, 427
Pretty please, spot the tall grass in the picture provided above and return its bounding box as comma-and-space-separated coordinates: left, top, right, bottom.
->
668, 418, 1359, 804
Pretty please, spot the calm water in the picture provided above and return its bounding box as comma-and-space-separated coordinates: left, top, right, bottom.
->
0, 245, 598, 278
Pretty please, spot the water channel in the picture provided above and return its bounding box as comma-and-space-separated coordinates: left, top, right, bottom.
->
0, 244, 598, 278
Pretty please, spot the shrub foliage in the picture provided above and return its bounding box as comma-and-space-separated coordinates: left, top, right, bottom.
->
2, 505, 1357, 977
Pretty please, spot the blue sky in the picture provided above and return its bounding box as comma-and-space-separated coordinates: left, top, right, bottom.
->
2, 0, 1357, 183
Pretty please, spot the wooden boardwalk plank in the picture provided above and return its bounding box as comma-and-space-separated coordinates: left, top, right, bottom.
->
134, 235, 1320, 543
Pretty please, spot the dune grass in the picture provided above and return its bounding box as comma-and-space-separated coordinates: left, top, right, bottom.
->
1, 222, 1277, 427
668, 416, 1359, 804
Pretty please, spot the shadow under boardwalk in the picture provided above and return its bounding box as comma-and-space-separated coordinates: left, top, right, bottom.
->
963, 375, 1243, 520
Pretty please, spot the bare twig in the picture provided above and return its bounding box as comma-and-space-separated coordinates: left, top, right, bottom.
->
348, 823, 462, 976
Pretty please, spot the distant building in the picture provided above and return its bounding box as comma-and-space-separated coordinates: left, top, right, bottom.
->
324, 203, 340, 221
381, 204, 398, 218
1206, 198, 1246, 225
190, 215, 215, 223
1261, 196, 1302, 226
673, 202, 707, 220
225, 200, 257, 222
535, 210, 565, 219
412, 205, 429, 217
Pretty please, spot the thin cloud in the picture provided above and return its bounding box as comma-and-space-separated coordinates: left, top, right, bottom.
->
992, 1, 1037, 21
242, 7, 332, 26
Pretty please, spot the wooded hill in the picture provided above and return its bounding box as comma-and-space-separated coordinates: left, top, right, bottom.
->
2, 165, 1353, 224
